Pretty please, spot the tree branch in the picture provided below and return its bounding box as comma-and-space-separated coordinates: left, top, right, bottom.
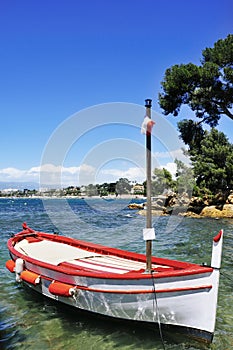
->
219, 104, 233, 120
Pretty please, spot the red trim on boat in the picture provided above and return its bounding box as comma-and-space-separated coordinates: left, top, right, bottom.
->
213, 230, 223, 243
11, 231, 189, 269
7, 229, 214, 280
26, 236, 43, 243
22, 223, 34, 232
19, 269, 212, 295
8, 250, 214, 281
5, 260, 15, 273
74, 284, 212, 294
14, 262, 213, 295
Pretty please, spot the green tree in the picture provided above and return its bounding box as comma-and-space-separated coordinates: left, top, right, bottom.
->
151, 168, 175, 195
97, 183, 109, 196
159, 35, 233, 132
187, 129, 233, 194
175, 159, 195, 196
115, 178, 131, 195
177, 119, 205, 153
85, 184, 98, 196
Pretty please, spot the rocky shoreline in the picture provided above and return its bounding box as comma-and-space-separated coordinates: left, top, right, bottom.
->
137, 191, 233, 218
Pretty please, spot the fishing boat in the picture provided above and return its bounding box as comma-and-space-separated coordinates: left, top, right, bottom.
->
6, 100, 223, 344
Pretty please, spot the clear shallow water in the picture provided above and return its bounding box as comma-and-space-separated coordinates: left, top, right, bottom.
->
0, 198, 232, 350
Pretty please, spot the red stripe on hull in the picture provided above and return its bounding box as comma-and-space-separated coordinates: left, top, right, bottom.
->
74, 284, 212, 294
7, 233, 214, 280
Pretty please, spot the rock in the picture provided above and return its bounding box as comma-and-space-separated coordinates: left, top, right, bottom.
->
189, 197, 205, 207
154, 198, 166, 207
137, 191, 233, 218
200, 204, 233, 218
138, 209, 167, 216
227, 193, 233, 205
178, 193, 191, 205
179, 211, 201, 218
164, 205, 188, 215
128, 203, 144, 210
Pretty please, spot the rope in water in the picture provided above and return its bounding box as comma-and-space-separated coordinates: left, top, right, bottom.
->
151, 271, 166, 350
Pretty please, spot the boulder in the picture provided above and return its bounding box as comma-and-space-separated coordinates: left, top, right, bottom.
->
138, 209, 167, 216
200, 204, 233, 218
128, 203, 144, 210
227, 193, 233, 205
189, 197, 205, 207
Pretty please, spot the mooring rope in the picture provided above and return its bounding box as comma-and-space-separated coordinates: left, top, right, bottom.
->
201, 263, 233, 286
151, 271, 166, 350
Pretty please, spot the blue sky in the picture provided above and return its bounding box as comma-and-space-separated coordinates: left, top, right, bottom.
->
0, 0, 232, 186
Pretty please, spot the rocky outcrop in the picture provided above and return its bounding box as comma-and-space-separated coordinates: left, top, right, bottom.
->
191, 192, 233, 218
200, 204, 233, 218
139, 191, 233, 218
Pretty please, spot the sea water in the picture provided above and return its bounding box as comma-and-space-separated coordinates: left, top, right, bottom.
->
0, 198, 232, 350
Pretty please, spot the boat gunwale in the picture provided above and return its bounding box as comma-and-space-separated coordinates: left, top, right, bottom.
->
7, 229, 213, 280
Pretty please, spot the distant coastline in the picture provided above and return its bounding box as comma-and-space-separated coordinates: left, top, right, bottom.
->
1, 192, 233, 219
0, 193, 145, 200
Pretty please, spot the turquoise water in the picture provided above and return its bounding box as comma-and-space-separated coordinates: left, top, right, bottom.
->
0, 198, 232, 350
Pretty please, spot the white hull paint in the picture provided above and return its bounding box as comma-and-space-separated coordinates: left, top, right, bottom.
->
21, 269, 219, 336
6, 225, 223, 343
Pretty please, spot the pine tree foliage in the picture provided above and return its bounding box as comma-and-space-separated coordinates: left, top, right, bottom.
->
189, 129, 233, 194
151, 168, 175, 195
159, 34, 233, 126
158, 35, 233, 195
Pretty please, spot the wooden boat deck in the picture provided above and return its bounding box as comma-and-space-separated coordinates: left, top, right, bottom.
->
14, 236, 172, 275
10, 230, 214, 279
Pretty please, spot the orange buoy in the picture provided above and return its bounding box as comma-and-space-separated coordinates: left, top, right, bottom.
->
5, 260, 15, 273
49, 281, 76, 297
20, 270, 40, 285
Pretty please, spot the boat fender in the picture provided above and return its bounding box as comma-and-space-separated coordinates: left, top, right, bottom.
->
15, 258, 24, 282
49, 281, 77, 297
20, 270, 41, 285
5, 260, 15, 273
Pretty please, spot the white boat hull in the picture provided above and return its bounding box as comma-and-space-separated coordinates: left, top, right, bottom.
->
19, 271, 217, 342
6, 225, 223, 343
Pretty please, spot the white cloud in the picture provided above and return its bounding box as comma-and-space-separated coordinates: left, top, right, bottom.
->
161, 162, 177, 178
0, 164, 97, 187
0, 164, 145, 186
0, 157, 187, 187
154, 148, 189, 163
0, 167, 28, 180
39, 164, 96, 187
98, 167, 145, 183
